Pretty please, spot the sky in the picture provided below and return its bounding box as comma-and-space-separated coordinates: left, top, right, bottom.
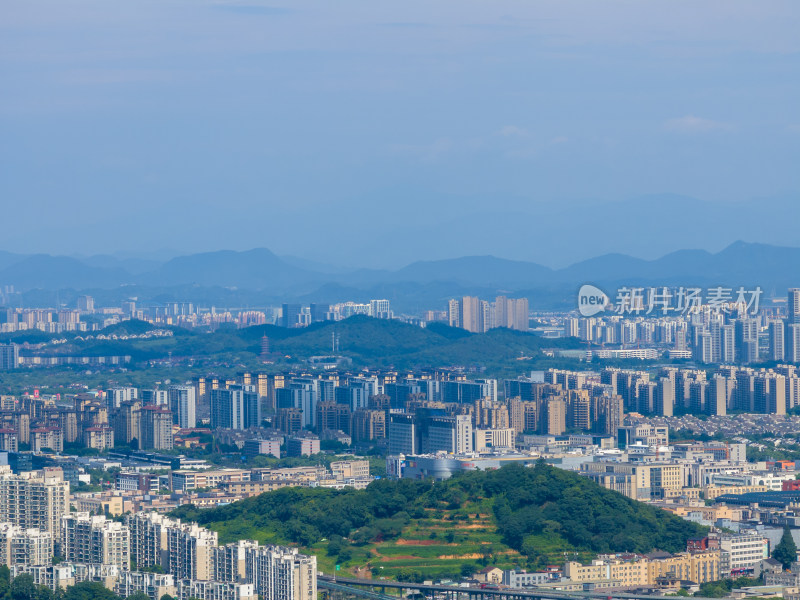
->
1, 0, 799, 268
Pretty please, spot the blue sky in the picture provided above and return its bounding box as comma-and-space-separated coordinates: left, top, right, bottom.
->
1, 1, 798, 267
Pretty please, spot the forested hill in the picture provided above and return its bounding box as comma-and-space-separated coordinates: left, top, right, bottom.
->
172, 463, 706, 577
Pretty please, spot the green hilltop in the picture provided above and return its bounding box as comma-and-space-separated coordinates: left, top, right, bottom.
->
171, 463, 706, 582
3, 315, 582, 373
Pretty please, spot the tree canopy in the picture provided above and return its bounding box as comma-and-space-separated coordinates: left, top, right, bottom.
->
171, 462, 707, 567
772, 527, 798, 570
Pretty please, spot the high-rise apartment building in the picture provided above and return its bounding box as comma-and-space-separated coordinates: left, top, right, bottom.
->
124, 512, 317, 600
168, 385, 197, 429
770, 320, 786, 361
139, 406, 173, 450
84, 426, 115, 451
754, 371, 786, 415
168, 522, 218, 581
0, 468, 69, 541
58, 410, 79, 443
107, 387, 137, 410
493, 296, 529, 331
539, 398, 566, 435
0, 524, 52, 568
314, 401, 351, 435
789, 288, 800, 324
369, 299, 391, 319
211, 385, 260, 430
0, 429, 18, 452
61, 513, 130, 570
447, 299, 461, 328
30, 427, 63, 453
126, 512, 170, 571
140, 389, 168, 406
113, 400, 142, 446
735, 318, 759, 364
788, 323, 800, 363
0, 344, 19, 370
459, 296, 486, 333
244, 545, 317, 600
76, 295, 94, 313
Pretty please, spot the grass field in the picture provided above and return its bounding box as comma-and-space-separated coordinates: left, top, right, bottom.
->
287, 499, 589, 582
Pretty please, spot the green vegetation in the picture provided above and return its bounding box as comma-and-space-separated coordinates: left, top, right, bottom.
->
694, 575, 762, 597
772, 527, 797, 569
0, 568, 132, 600
747, 445, 800, 462
171, 462, 706, 581
0, 316, 587, 394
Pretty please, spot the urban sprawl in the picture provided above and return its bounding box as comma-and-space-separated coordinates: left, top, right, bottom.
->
5, 289, 800, 600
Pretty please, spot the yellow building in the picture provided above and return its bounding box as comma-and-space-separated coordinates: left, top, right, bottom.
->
701, 484, 767, 500
647, 551, 720, 585
566, 550, 720, 587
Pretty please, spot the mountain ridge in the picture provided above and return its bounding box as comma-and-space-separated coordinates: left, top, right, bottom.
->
0, 241, 798, 302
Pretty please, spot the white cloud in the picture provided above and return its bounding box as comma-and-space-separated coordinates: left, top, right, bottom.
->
663, 115, 733, 133
499, 125, 528, 137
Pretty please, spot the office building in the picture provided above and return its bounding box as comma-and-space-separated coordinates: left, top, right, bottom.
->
423, 415, 473, 454
281, 304, 301, 328
388, 413, 418, 455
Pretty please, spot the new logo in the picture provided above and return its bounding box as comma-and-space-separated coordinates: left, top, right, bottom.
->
577, 284, 609, 317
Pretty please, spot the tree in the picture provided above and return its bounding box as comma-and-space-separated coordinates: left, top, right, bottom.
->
773, 527, 798, 570
125, 593, 151, 600
10, 574, 36, 600
63, 582, 119, 600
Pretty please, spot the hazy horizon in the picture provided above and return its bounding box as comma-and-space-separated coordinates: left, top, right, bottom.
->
2, 1, 799, 268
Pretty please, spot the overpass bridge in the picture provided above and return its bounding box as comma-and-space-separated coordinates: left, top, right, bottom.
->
318, 575, 719, 600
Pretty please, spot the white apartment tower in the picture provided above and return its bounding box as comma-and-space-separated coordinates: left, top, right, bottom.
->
168, 522, 218, 581
0, 467, 69, 541
0, 523, 52, 567
245, 545, 317, 600
168, 385, 197, 429
61, 513, 130, 570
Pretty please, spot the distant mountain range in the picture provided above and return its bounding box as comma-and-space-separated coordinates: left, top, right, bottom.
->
0, 241, 798, 309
